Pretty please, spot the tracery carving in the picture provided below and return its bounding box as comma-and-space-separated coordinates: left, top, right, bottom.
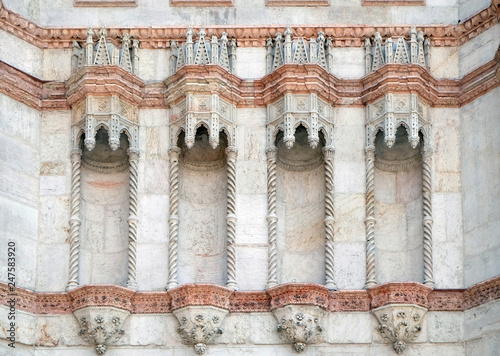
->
364, 28, 429, 74
74, 307, 130, 355
372, 304, 427, 354
173, 306, 228, 355
266, 27, 333, 73
170, 27, 236, 74
272, 305, 325, 353
72, 28, 139, 74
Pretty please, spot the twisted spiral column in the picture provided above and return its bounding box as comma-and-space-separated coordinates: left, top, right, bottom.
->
126, 149, 139, 290
364, 147, 377, 288
67, 149, 82, 291
167, 147, 181, 290
323, 147, 337, 290
266, 147, 278, 289
422, 147, 435, 287
226, 147, 238, 290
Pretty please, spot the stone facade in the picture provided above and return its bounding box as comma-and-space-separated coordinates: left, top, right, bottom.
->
0, 0, 499, 354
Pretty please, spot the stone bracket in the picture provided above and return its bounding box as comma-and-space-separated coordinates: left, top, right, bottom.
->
74, 306, 130, 355
272, 304, 326, 353
372, 303, 427, 354
173, 305, 229, 354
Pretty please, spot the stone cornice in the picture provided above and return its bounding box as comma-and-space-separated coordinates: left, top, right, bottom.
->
66, 66, 145, 107
1, 51, 499, 111
0, 1, 498, 49
1, 276, 498, 315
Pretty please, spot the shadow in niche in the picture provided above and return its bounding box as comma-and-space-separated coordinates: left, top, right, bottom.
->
80, 127, 130, 286
275, 125, 326, 284
374, 126, 424, 283
177, 126, 229, 285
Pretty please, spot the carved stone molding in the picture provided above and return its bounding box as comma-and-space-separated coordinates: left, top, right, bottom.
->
268, 283, 329, 310
369, 282, 433, 309
372, 304, 427, 354
1, 278, 500, 314
267, 92, 334, 149
72, 28, 139, 74
173, 306, 228, 354
272, 304, 326, 353
365, 28, 429, 74
169, 284, 234, 311
266, 26, 333, 74
74, 306, 130, 355
170, 27, 236, 74
1, 0, 499, 49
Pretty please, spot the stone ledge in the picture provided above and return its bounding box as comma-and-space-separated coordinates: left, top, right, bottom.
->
170, 0, 234, 6
73, 0, 137, 7
1, 277, 499, 315
266, 0, 330, 6
362, 0, 425, 6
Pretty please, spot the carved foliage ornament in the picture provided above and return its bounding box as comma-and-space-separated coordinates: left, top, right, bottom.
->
273, 305, 325, 353
267, 92, 333, 150
365, 27, 430, 74
173, 306, 228, 354
372, 304, 427, 354
72, 27, 139, 74
266, 26, 333, 73
170, 27, 237, 74
74, 307, 130, 355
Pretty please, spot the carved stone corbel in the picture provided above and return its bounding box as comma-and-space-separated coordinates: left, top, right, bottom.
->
74, 307, 130, 355
173, 306, 228, 355
272, 305, 325, 353
372, 304, 427, 354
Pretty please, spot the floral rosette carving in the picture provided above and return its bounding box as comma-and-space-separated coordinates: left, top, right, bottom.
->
273, 305, 325, 353
372, 304, 427, 354
173, 306, 228, 355
74, 307, 130, 355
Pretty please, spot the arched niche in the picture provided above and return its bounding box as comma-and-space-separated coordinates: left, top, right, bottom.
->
364, 93, 434, 288
79, 127, 131, 285
273, 124, 327, 285
176, 125, 229, 285
373, 125, 424, 283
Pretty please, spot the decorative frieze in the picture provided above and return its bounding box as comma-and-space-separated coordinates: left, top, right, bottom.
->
74, 306, 130, 355
266, 27, 333, 73
72, 28, 139, 74
173, 306, 229, 355
273, 305, 326, 353
169, 27, 236, 74
372, 304, 427, 354
364, 28, 430, 74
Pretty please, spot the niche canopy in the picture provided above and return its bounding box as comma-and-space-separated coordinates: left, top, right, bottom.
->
267, 92, 334, 150
72, 95, 139, 153
170, 93, 236, 150
366, 93, 430, 151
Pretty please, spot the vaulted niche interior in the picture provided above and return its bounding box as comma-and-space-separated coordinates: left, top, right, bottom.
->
177, 126, 228, 285
79, 127, 130, 285
275, 125, 326, 284
374, 126, 424, 283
